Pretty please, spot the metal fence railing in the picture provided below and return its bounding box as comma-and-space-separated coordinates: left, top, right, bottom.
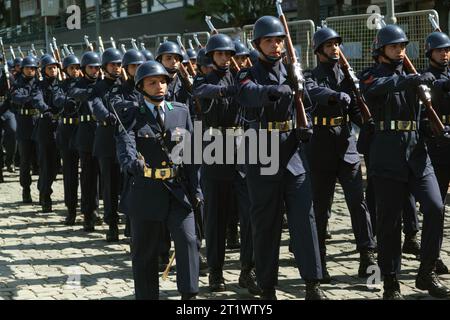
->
243, 19, 316, 70
325, 9, 439, 74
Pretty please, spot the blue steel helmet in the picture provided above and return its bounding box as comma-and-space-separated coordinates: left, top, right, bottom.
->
312, 27, 342, 53
141, 49, 154, 61
81, 51, 101, 68
374, 24, 409, 51
205, 34, 236, 56
122, 49, 145, 67
155, 41, 183, 61
101, 47, 122, 66
252, 16, 286, 43
425, 32, 450, 58
62, 54, 81, 70
234, 41, 250, 57
135, 60, 170, 88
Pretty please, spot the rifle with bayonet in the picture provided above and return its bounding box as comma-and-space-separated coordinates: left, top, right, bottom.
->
176, 36, 197, 77
275, 0, 308, 128
204, 16, 241, 72
0, 37, 11, 90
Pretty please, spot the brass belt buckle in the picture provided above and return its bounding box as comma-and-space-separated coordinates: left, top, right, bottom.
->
156, 168, 171, 180
330, 117, 343, 126
398, 121, 411, 131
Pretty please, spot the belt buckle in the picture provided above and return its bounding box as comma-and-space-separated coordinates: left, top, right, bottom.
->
156, 168, 171, 180
398, 121, 411, 131
330, 117, 343, 126
143, 166, 152, 178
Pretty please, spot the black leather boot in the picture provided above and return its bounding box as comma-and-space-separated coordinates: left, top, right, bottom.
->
416, 260, 450, 298
402, 233, 420, 257
239, 266, 262, 296
358, 249, 377, 278
106, 222, 119, 242
305, 280, 327, 300
41, 195, 52, 213
64, 207, 77, 226
22, 188, 32, 203
383, 274, 404, 300
208, 269, 226, 292
436, 258, 449, 275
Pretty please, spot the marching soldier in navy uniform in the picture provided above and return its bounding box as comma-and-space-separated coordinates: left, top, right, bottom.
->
359, 42, 426, 263
1, 54, 18, 181
115, 60, 201, 300
423, 31, 450, 274
69, 51, 101, 231
110, 48, 145, 237
237, 16, 326, 300
361, 24, 450, 299
305, 27, 376, 281
90, 48, 124, 242
155, 41, 191, 105
53, 54, 82, 224
10, 56, 40, 203
194, 34, 259, 295
155, 41, 193, 269
32, 55, 61, 212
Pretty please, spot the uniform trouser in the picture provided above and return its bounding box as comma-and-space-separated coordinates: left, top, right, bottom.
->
0, 116, 17, 168
98, 156, 120, 225
203, 172, 254, 271
79, 151, 99, 217
61, 148, 79, 210
312, 159, 375, 257
247, 171, 322, 289
130, 198, 199, 300
373, 172, 444, 275
364, 155, 419, 236
433, 164, 450, 204
18, 139, 37, 190
37, 140, 58, 198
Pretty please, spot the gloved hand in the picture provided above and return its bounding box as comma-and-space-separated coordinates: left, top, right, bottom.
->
105, 113, 117, 125
221, 85, 237, 97
268, 85, 292, 99
295, 126, 313, 143
411, 72, 436, 86
437, 125, 450, 146
333, 91, 351, 108
362, 117, 376, 135
129, 158, 145, 176
41, 110, 53, 120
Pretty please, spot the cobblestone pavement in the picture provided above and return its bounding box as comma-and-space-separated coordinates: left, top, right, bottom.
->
1, 168, 450, 300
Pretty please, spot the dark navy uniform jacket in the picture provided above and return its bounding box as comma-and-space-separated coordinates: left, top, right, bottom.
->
115, 97, 202, 221
91, 77, 119, 159
360, 62, 434, 182
110, 78, 141, 121
0, 70, 13, 119
32, 76, 59, 145
68, 76, 97, 153
425, 64, 450, 167
167, 73, 191, 105
305, 61, 362, 170
237, 59, 313, 180
193, 68, 241, 180
10, 74, 39, 141
53, 77, 79, 151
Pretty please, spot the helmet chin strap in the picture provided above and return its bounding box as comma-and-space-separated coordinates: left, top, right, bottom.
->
318, 47, 338, 64
380, 47, 403, 67
137, 86, 165, 103
431, 57, 448, 69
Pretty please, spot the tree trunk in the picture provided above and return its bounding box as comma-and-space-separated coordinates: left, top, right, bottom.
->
297, 0, 320, 25
10, 0, 20, 26
127, 0, 142, 15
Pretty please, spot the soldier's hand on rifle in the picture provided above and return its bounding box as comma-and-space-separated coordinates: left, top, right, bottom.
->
220, 85, 237, 97
295, 126, 313, 143
409, 72, 435, 86
268, 84, 292, 99
363, 117, 376, 135
130, 158, 146, 176
332, 92, 351, 108
106, 113, 117, 125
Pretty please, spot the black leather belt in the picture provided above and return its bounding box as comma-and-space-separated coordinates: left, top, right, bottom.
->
62, 117, 79, 125
79, 115, 96, 122
19, 108, 39, 116
313, 115, 350, 127
376, 120, 417, 131
143, 166, 179, 180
